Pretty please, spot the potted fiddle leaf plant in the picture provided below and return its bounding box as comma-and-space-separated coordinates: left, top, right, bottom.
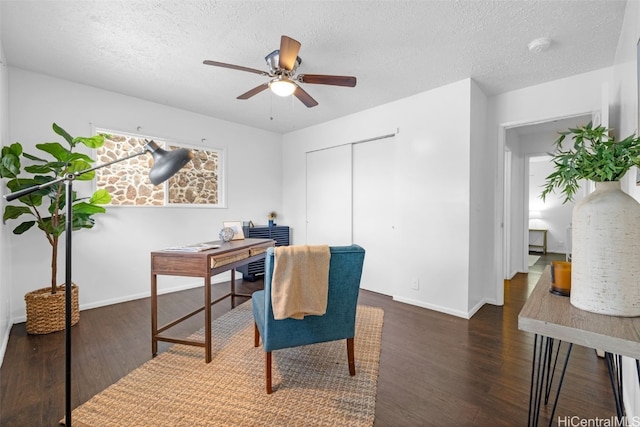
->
540, 121, 640, 316
0, 123, 111, 333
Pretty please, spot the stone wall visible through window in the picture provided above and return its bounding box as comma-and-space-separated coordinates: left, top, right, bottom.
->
167, 144, 219, 205
95, 131, 220, 206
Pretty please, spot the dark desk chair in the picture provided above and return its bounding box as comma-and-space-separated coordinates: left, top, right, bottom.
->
251, 244, 365, 393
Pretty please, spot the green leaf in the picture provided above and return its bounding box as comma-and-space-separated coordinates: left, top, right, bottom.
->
13, 221, 36, 234
74, 134, 105, 149
0, 143, 24, 178
24, 164, 56, 174
36, 142, 71, 162
0, 152, 20, 178
67, 152, 94, 163
72, 202, 106, 215
52, 123, 74, 146
89, 189, 111, 204
3, 205, 32, 221
67, 159, 94, 180
71, 213, 96, 230
5, 142, 23, 157
22, 152, 48, 162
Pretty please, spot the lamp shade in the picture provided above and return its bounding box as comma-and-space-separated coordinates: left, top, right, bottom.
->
269, 78, 297, 97
144, 140, 193, 185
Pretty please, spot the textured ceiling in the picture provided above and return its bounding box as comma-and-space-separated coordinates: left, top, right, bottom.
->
0, 0, 628, 134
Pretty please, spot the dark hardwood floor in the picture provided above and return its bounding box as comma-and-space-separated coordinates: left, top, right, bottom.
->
1, 254, 616, 426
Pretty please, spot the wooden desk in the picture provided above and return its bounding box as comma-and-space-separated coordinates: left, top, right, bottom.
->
151, 238, 274, 362
518, 267, 640, 425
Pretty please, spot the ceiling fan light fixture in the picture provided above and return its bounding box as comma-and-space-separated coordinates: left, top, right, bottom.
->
269, 78, 297, 97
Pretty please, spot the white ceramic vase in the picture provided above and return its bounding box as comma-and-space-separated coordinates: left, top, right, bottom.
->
571, 181, 640, 316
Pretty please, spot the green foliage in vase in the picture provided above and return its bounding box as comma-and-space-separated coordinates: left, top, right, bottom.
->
541, 121, 640, 204
0, 123, 111, 294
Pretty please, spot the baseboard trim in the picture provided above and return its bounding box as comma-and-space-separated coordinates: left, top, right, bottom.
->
0, 319, 12, 368
391, 296, 496, 319
10, 275, 233, 324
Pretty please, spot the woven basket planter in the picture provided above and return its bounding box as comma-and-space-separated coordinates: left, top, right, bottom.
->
25, 284, 79, 334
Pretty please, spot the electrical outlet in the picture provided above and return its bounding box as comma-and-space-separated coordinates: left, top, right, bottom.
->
411, 279, 420, 290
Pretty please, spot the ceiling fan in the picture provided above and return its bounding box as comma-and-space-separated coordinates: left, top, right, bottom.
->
203, 35, 357, 108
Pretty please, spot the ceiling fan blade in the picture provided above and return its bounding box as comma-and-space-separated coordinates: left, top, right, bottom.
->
278, 35, 301, 71
298, 74, 357, 87
237, 83, 270, 100
293, 85, 319, 108
203, 60, 268, 76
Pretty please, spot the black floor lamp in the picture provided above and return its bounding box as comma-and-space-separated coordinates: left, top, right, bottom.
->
4, 140, 193, 427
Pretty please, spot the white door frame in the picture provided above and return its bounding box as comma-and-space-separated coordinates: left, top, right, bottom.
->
502, 149, 512, 282
496, 111, 597, 305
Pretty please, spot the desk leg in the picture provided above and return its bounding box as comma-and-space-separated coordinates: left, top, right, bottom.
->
204, 274, 212, 363
528, 335, 571, 427
548, 343, 572, 425
605, 352, 625, 421
529, 334, 546, 427
231, 269, 236, 308
151, 273, 158, 357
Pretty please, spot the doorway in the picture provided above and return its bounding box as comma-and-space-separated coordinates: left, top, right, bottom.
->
500, 113, 593, 299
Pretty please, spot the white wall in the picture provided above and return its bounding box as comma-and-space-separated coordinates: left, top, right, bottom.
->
489, 67, 613, 301
283, 79, 488, 318
505, 134, 526, 277
4, 68, 282, 322
609, 0, 640, 418
0, 5, 11, 363
528, 157, 570, 252
468, 80, 493, 312
527, 155, 576, 255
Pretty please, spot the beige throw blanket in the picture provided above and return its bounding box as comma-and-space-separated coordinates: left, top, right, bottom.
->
271, 245, 331, 320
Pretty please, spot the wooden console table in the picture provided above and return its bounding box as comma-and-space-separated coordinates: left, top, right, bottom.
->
151, 238, 274, 362
528, 229, 548, 254
518, 266, 640, 425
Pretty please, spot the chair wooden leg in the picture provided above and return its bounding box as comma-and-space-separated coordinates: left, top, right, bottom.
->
266, 351, 273, 394
254, 322, 260, 347
347, 337, 356, 376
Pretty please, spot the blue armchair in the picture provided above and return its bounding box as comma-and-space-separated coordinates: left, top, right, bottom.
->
251, 244, 366, 393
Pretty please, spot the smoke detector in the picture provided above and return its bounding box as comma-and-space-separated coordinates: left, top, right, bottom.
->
528, 37, 552, 53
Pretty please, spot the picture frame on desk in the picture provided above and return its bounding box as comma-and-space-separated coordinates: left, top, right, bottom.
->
223, 221, 245, 240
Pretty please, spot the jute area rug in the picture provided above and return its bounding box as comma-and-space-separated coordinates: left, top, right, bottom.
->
66, 302, 384, 427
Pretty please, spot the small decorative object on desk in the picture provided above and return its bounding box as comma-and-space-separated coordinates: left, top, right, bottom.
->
219, 227, 235, 242
268, 211, 277, 227
222, 221, 244, 240
549, 261, 571, 297
541, 121, 640, 316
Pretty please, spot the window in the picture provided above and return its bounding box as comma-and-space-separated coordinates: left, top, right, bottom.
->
94, 130, 224, 207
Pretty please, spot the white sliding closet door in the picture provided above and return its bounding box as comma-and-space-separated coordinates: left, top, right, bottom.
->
306, 145, 352, 245
353, 136, 395, 294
